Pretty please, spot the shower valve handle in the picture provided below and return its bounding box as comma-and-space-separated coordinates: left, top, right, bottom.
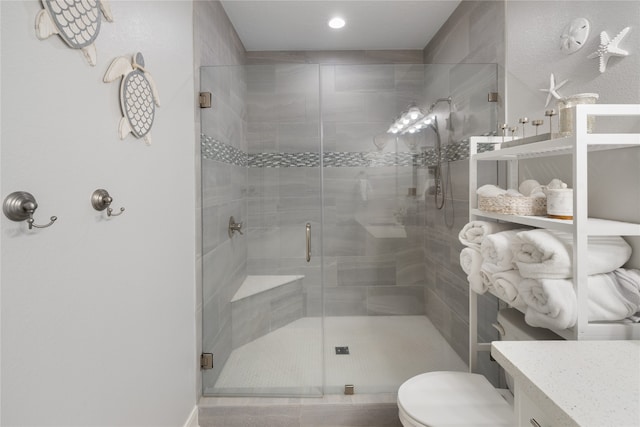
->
229, 216, 243, 237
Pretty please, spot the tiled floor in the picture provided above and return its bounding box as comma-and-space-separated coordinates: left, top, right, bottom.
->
210, 315, 467, 396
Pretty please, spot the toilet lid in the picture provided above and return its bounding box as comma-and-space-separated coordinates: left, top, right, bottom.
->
397, 372, 513, 427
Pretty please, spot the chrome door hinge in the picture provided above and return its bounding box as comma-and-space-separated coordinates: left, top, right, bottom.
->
201, 353, 213, 370
199, 92, 212, 108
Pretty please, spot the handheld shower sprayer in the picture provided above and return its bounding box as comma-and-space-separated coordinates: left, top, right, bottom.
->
385, 96, 454, 215
427, 97, 452, 114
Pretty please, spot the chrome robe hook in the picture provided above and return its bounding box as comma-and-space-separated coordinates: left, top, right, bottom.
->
3, 191, 57, 229
91, 189, 125, 217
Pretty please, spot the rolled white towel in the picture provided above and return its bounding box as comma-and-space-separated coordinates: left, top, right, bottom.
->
492, 269, 526, 309
518, 278, 578, 330
478, 269, 494, 294
460, 247, 485, 293
476, 184, 507, 198
458, 220, 518, 249
519, 179, 541, 197
505, 189, 524, 197
513, 229, 632, 279
480, 229, 528, 273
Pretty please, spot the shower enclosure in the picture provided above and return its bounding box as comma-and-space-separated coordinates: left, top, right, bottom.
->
200, 63, 498, 397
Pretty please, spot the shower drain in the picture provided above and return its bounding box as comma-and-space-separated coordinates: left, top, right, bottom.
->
335, 346, 350, 355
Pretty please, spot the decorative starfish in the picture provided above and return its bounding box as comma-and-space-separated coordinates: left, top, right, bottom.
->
587, 27, 630, 73
539, 73, 569, 107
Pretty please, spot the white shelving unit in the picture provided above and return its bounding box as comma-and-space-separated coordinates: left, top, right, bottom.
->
468, 104, 640, 372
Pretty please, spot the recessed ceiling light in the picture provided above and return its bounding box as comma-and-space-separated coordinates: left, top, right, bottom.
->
328, 17, 346, 30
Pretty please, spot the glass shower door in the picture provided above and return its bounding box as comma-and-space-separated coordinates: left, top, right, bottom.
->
200, 64, 324, 397
320, 63, 498, 395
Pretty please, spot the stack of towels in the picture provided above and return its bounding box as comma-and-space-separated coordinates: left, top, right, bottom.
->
459, 220, 640, 330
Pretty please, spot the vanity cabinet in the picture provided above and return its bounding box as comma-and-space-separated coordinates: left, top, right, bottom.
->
515, 387, 551, 427
491, 340, 640, 427
467, 104, 640, 371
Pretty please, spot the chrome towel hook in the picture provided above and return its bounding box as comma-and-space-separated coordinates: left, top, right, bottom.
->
3, 191, 57, 229
91, 189, 125, 217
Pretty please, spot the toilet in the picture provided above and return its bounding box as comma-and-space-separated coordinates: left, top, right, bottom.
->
397, 308, 561, 427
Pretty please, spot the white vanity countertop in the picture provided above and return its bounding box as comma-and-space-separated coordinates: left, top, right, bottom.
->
491, 340, 640, 427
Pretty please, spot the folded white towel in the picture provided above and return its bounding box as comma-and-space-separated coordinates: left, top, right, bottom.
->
476, 184, 507, 198
458, 221, 517, 249
519, 271, 640, 330
518, 278, 578, 330
492, 269, 526, 309
460, 248, 485, 293
610, 268, 640, 314
588, 271, 640, 321
480, 229, 528, 273
513, 229, 632, 279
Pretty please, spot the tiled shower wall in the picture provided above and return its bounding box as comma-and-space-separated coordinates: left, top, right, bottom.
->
244, 63, 431, 318
244, 64, 323, 322
321, 64, 428, 316
422, 0, 506, 383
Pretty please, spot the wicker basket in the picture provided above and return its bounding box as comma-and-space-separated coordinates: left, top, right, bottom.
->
478, 195, 547, 216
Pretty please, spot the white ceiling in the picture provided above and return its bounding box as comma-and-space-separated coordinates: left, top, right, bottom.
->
220, 1, 461, 51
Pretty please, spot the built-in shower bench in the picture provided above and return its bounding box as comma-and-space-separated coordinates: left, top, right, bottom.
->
230, 275, 305, 349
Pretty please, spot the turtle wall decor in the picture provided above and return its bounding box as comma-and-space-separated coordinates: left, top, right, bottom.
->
104, 52, 160, 145
35, 0, 113, 66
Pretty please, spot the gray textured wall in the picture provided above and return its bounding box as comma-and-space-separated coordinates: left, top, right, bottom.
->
244, 60, 430, 318
506, 1, 640, 266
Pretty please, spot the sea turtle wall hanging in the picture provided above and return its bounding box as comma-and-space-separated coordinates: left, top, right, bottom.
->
35, 0, 113, 66
104, 52, 160, 145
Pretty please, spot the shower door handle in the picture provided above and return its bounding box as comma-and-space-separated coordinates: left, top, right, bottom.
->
306, 223, 311, 262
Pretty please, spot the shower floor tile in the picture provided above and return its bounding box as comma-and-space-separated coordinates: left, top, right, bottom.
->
210, 315, 467, 396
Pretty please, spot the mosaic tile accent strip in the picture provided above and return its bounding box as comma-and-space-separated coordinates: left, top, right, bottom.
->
200, 134, 494, 168
249, 152, 321, 168
323, 152, 417, 168
201, 134, 247, 166
247, 152, 419, 168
